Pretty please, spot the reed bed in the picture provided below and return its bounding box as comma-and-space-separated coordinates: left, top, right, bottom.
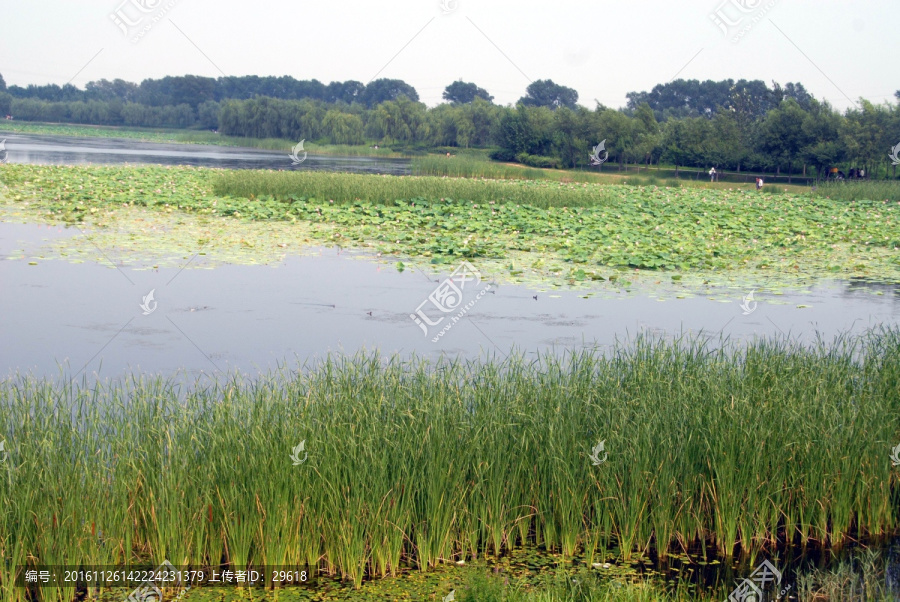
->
2, 330, 900, 600
212, 169, 620, 208
412, 155, 572, 181
411, 155, 680, 189
810, 180, 900, 202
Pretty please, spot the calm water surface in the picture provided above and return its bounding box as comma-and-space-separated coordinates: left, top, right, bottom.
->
2, 222, 898, 380
0, 132, 412, 173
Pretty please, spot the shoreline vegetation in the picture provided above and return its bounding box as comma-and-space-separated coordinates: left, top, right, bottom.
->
2, 331, 900, 601
4, 121, 898, 196
4, 75, 899, 184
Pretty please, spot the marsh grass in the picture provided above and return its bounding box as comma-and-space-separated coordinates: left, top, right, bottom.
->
457, 567, 711, 602
810, 180, 900, 202
412, 155, 673, 188
212, 169, 620, 208
2, 330, 900, 600
796, 548, 897, 601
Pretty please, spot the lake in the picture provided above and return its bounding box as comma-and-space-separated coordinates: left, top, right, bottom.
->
2, 221, 898, 380
0, 131, 413, 174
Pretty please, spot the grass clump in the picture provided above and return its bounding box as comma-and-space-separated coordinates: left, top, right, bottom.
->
211, 169, 619, 209
810, 180, 900, 202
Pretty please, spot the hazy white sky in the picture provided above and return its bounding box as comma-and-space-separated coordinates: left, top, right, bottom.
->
1, 0, 896, 111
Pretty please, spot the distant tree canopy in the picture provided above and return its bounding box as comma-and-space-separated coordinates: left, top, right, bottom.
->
4, 72, 900, 179
626, 78, 814, 121
358, 79, 420, 108
0, 72, 7, 115
518, 79, 579, 110
443, 80, 494, 104
5, 75, 419, 109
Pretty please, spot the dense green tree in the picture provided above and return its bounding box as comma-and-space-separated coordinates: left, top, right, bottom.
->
627, 79, 732, 119
707, 111, 747, 170
551, 107, 583, 167
326, 80, 365, 104
442, 80, 493, 104
660, 118, 710, 175
800, 100, 845, 178
756, 99, 811, 181
626, 78, 793, 121
370, 95, 427, 143
360, 79, 419, 108
843, 99, 894, 176
85, 79, 138, 102
632, 103, 661, 166
8, 83, 83, 102
495, 105, 538, 157
780, 82, 813, 111
197, 101, 220, 129
322, 110, 364, 144
465, 98, 499, 147
137, 75, 217, 109
518, 79, 578, 110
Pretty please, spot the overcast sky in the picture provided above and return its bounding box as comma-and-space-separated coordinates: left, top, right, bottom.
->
1, 0, 897, 111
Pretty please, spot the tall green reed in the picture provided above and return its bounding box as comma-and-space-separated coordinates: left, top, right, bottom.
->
2, 329, 899, 600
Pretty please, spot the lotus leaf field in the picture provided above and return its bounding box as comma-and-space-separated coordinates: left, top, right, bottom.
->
3, 163, 900, 602
1, 164, 900, 289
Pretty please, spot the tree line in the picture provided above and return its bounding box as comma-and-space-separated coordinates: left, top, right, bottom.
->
1, 72, 898, 179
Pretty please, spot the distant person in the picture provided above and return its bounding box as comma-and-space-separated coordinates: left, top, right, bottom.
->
860, 168, 866, 179
756, 177, 764, 191
447, 152, 451, 158
709, 167, 716, 182
837, 170, 845, 180
849, 168, 857, 179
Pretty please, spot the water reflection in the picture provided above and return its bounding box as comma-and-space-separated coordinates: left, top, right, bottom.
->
0, 132, 412, 174
2, 221, 899, 380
